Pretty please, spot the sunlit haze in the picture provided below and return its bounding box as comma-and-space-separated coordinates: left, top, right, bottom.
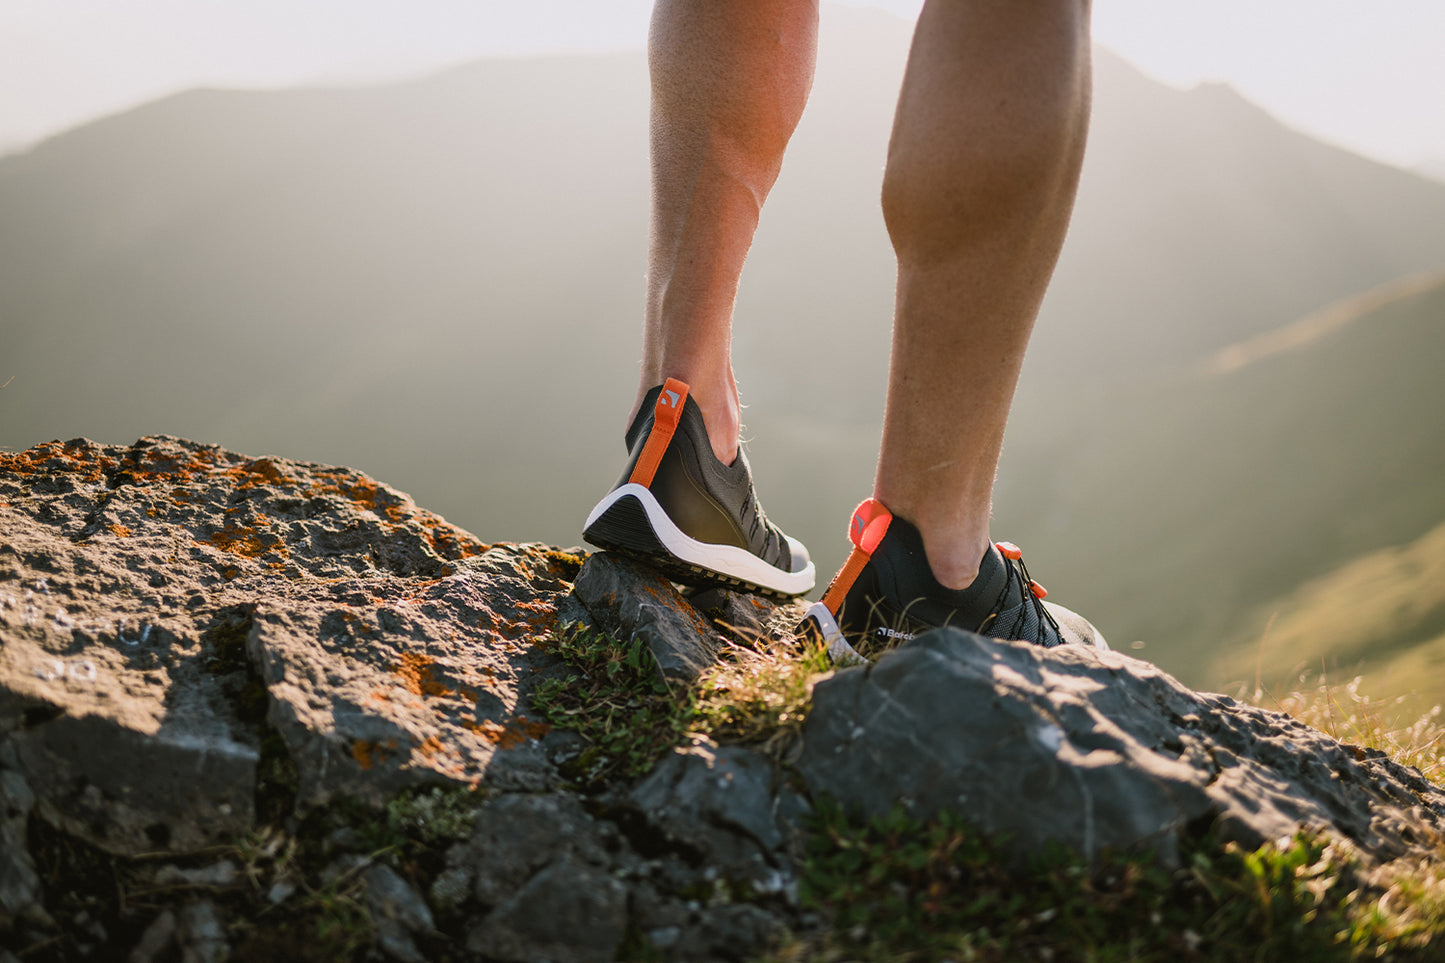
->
2, 0, 1443, 171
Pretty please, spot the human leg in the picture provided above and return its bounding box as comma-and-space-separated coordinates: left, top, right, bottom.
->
877, 0, 1092, 589
636, 0, 819, 464
584, 0, 819, 598
806, 0, 1101, 653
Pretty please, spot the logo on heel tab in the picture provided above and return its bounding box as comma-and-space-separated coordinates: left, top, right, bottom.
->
654, 378, 690, 430
849, 498, 892, 555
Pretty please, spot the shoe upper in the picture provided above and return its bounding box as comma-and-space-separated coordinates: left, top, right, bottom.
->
818, 498, 1104, 656
612, 383, 801, 575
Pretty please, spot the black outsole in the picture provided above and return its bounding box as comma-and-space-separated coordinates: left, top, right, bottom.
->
583, 494, 798, 601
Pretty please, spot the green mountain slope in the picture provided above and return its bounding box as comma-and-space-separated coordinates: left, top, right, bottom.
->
1209, 515, 1445, 717
1000, 273, 1445, 684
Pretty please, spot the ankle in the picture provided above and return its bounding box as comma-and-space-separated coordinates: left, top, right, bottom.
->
920, 532, 990, 592
886, 504, 989, 591
692, 387, 740, 465
633, 373, 739, 465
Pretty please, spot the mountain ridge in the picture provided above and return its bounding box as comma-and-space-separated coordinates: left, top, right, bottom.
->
3, 7, 1444, 690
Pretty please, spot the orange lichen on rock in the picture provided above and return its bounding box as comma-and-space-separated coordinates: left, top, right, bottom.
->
542, 549, 586, 580
196, 523, 288, 559
392, 652, 476, 701
229, 457, 287, 488
351, 738, 395, 770
468, 716, 551, 750
129, 445, 226, 486
499, 599, 559, 640
0, 440, 118, 484
415, 735, 446, 760
309, 470, 408, 523
419, 516, 487, 559
108, 524, 132, 537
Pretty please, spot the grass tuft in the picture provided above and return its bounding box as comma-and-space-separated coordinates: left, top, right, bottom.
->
533, 619, 833, 780
1243, 676, 1445, 784
531, 623, 694, 782
691, 633, 833, 758
773, 799, 1445, 963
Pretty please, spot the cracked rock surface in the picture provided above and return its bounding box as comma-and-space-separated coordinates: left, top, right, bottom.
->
0, 436, 576, 852
796, 629, 1445, 866
4, 436, 1444, 961
0, 436, 800, 961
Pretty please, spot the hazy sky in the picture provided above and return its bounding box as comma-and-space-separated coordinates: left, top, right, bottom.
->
3, 0, 1442, 171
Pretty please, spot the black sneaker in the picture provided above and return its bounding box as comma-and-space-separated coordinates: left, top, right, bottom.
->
800, 497, 1106, 662
583, 379, 815, 599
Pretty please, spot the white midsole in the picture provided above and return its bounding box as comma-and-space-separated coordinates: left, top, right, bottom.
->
586, 483, 816, 596
801, 601, 868, 665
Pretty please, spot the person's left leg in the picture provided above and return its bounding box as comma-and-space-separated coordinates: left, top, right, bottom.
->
584, 0, 819, 599
635, 0, 819, 463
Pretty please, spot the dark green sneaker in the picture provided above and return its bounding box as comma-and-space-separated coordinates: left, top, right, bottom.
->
584, 378, 815, 599
800, 497, 1106, 662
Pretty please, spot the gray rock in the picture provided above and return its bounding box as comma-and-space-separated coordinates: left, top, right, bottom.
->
628, 737, 795, 892
796, 628, 1445, 865
466, 853, 628, 963
685, 588, 774, 645
363, 863, 437, 963
571, 553, 723, 683
465, 792, 615, 906
0, 437, 580, 850
668, 903, 789, 963
0, 767, 42, 926
153, 860, 242, 889
128, 909, 177, 963
246, 546, 568, 809
176, 900, 229, 963
627, 879, 793, 963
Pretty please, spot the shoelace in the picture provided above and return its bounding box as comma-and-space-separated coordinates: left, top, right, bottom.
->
738, 487, 784, 564
982, 544, 1062, 647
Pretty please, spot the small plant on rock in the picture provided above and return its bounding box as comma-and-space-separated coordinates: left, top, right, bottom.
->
532, 623, 694, 781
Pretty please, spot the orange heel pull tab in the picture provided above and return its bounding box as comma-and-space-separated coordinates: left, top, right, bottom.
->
996, 541, 1023, 561
849, 498, 892, 554
821, 499, 893, 615
628, 378, 689, 488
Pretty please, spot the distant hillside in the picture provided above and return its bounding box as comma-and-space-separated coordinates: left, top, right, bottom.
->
1207, 515, 1445, 718
4, 5, 1445, 687
1001, 274, 1445, 684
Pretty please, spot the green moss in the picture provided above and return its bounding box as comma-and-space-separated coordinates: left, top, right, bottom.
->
532, 623, 692, 782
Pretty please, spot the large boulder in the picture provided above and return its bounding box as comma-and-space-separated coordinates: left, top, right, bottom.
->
795, 628, 1445, 866
0, 436, 579, 853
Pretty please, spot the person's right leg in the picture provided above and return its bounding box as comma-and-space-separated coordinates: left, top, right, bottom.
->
807, 0, 1104, 656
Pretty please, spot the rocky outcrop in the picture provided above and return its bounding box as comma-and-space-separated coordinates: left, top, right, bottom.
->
3, 436, 1443, 961
0, 437, 804, 959
0, 436, 574, 854
796, 630, 1445, 868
